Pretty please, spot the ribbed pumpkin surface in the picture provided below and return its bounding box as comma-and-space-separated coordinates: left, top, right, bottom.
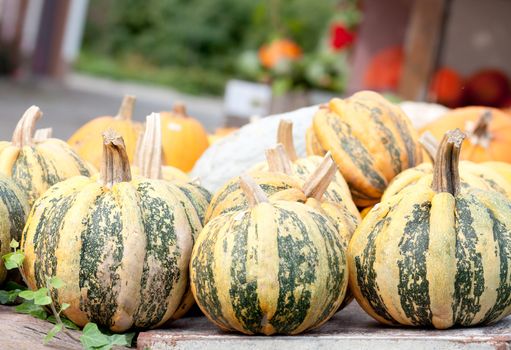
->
310, 91, 423, 206
191, 195, 348, 335
349, 130, 511, 329
0, 106, 94, 206
0, 175, 29, 283
21, 133, 210, 332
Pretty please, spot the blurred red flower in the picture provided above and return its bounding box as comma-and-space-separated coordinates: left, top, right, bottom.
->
330, 23, 355, 51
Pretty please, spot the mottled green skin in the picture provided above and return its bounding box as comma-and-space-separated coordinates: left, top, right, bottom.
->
192, 201, 348, 335
21, 176, 211, 331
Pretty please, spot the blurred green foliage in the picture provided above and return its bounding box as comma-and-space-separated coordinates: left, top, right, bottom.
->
79, 0, 339, 95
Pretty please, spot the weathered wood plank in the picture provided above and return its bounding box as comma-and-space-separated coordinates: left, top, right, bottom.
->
138, 302, 511, 350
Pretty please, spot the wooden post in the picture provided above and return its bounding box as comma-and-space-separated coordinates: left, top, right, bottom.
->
397, 0, 449, 101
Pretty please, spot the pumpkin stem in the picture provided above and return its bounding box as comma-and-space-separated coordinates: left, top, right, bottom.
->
12, 105, 42, 147
137, 113, 163, 180
33, 128, 52, 143
419, 131, 439, 163
467, 110, 492, 148
99, 130, 132, 188
302, 152, 337, 200
265, 144, 293, 175
115, 95, 136, 120
172, 103, 187, 117
239, 174, 269, 208
277, 120, 298, 161
432, 129, 465, 196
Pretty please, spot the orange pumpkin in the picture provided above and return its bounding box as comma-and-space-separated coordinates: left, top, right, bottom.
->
160, 103, 209, 172
258, 38, 302, 69
207, 127, 238, 144
363, 46, 403, 91
68, 95, 142, 169
420, 106, 511, 163
429, 67, 464, 108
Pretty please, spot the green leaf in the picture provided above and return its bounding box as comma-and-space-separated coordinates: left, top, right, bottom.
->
47, 315, 80, 330
48, 276, 64, 289
60, 303, 70, 311
18, 290, 35, 300
43, 323, 62, 344
9, 239, 19, 249
80, 323, 110, 349
34, 295, 52, 306
0, 289, 20, 304
4, 281, 27, 291
79, 323, 136, 350
3, 251, 24, 270
15, 301, 48, 320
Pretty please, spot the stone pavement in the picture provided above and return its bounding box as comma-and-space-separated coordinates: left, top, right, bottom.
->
0, 73, 225, 141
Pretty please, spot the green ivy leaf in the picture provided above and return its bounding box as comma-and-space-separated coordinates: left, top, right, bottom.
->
48, 277, 64, 289
0, 289, 20, 304
60, 303, 70, 311
15, 300, 48, 320
18, 290, 35, 300
3, 251, 24, 270
47, 315, 80, 330
80, 323, 110, 349
80, 323, 135, 350
9, 239, 19, 249
34, 295, 52, 306
43, 323, 62, 344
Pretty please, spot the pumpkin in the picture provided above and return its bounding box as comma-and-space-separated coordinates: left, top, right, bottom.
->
190, 174, 348, 335
0, 174, 29, 284
133, 113, 188, 181
363, 46, 403, 91
160, 103, 209, 172
68, 95, 142, 170
208, 127, 238, 144
348, 129, 511, 329
465, 69, 510, 107
429, 67, 464, 108
21, 131, 210, 332
420, 107, 511, 163
381, 132, 511, 202
308, 91, 423, 206
256, 120, 359, 216
0, 106, 94, 206
258, 38, 302, 69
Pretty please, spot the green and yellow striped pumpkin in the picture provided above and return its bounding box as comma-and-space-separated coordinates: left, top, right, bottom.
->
0, 174, 29, 284
254, 120, 359, 217
381, 132, 511, 202
308, 91, 423, 207
348, 129, 511, 329
0, 106, 95, 206
21, 131, 209, 332
190, 175, 348, 335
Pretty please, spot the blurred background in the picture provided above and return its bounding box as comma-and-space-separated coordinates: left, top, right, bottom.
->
0, 0, 510, 140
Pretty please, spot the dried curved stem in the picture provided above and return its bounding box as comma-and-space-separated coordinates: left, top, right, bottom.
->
302, 152, 337, 200
239, 174, 269, 208
137, 113, 163, 179
432, 129, 466, 196
265, 144, 293, 175
277, 120, 298, 161
467, 109, 492, 148
115, 95, 136, 120
33, 128, 53, 143
99, 130, 132, 188
172, 103, 187, 117
419, 131, 439, 163
12, 106, 42, 147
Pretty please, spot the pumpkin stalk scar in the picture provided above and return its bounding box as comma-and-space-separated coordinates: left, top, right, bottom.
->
137, 113, 163, 180
12, 105, 42, 147
99, 131, 132, 188
172, 103, 188, 117
239, 174, 269, 208
302, 152, 337, 201
432, 129, 466, 196
467, 110, 492, 149
277, 120, 298, 161
265, 144, 293, 175
115, 95, 136, 121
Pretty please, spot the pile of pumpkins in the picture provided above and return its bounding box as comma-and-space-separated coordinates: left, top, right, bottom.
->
0, 90, 510, 336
